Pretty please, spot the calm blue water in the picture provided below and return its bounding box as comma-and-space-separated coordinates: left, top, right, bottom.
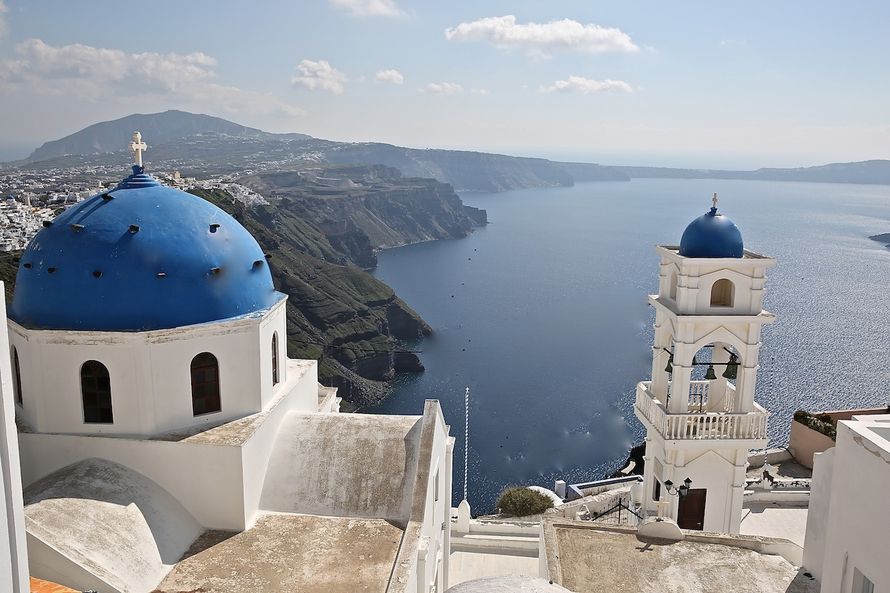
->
366, 178, 890, 513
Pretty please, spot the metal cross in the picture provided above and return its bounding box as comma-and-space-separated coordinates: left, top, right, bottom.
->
712, 192, 719, 209
129, 131, 148, 167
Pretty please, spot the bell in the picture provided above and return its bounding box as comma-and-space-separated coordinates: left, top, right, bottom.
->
664, 353, 674, 374
705, 364, 717, 380
722, 354, 738, 380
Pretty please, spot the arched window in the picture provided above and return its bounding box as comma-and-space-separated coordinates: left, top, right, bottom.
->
12, 347, 22, 405
710, 278, 735, 307
668, 271, 678, 300
191, 352, 221, 416
81, 360, 113, 424
271, 332, 280, 386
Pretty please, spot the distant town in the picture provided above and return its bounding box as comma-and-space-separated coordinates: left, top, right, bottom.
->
0, 159, 272, 251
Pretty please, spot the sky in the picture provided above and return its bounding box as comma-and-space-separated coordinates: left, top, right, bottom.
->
0, 0, 889, 167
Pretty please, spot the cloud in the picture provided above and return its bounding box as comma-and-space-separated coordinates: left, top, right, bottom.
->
444, 15, 639, 59
420, 82, 463, 95
329, 0, 403, 18
540, 76, 633, 95
0, 39, 305, 118
0, 1, 8, 38
470, 88, 489, 95
291, 59, 347, 94
375, 69, 404, 85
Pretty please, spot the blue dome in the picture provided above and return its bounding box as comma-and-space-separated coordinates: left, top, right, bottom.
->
11, 167, 281, 331
679, 206, 744, 258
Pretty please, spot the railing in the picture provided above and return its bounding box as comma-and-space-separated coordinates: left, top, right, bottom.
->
636, 382, 768, 441
672, 381, 736, 412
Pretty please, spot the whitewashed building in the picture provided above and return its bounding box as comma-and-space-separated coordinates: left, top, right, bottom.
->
8, 135, 453, 593
634, 195, 776, 534
803, 414, 890, 593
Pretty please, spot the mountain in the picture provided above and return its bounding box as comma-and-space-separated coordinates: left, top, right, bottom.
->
12, 110, 627, 191
24, 109, 309, 164
13, 110, 890, 190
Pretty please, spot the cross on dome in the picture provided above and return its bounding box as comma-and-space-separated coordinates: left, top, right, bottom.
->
129, 131, 148, 168
712, 192, 719, 209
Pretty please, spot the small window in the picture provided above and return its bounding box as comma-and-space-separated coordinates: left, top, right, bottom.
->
653, 479, 662, 502
271, 332, 280, 386
668, 271, 678, 300
81, 360, 113, 424
191, 352, 221, 416
12, 347, 23, 405
710, 278, 735, 307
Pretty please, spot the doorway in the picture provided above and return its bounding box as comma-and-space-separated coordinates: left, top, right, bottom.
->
677, 488, 707, 530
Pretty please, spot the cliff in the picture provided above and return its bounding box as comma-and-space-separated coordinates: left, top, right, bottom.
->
191, 166, 484, 407
238, 165, 487, 261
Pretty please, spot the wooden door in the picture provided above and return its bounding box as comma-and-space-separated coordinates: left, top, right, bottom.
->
677, 488, 706, 530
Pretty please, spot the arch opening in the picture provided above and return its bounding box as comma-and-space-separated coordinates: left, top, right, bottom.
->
272, 332, 280, 386
12, 347, 22, 405
710, 278, 735, 307
191, 352, 221, 416
668, 270, 678, 300
81, 360, 113, 424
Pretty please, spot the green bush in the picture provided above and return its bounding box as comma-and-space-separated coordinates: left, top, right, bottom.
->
497, 487, 554, 517
793, 410, 836, 441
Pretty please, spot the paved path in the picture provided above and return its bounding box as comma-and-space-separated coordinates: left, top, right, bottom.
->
740, 503, 809, 547
449, 551, 539, 587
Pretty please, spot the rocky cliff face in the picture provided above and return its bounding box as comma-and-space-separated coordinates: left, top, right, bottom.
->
193, 166, 486, 406
239, 164, 487, 265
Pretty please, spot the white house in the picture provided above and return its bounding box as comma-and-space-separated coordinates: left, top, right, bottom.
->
634, 194, 776, 534
803, 414, 890, 593
9, 135, 453, 593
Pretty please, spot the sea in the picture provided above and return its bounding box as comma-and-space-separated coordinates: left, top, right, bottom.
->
366, 178, 890, 513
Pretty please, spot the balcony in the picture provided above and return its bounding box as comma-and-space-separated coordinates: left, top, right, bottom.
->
635, 381, 768, 441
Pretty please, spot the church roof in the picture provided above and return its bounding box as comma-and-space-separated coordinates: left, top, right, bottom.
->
10, 165, 280, 332
678, 195, 744, 259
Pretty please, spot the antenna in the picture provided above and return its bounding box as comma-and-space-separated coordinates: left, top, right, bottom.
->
463, 386, 470, 502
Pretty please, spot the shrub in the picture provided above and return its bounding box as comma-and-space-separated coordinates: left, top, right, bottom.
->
793, 410, 836, 441
497, 487, 554, 517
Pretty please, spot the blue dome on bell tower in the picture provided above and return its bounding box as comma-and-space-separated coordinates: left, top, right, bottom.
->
10, 133, 281, 332
678, 194, 744, 258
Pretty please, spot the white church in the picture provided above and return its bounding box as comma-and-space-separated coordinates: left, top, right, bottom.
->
1, 135, 888, 593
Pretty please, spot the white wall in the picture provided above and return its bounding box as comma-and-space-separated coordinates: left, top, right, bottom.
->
20, 432, 245, 530
802, 447, 833, 582
0, 284, 29, 593
655, 247, 775, 317
643, 438, 748, 534
240, 360, 318, 528
9, 297, 288, 437
20, 356, 319, 532
808, 419, 890, 593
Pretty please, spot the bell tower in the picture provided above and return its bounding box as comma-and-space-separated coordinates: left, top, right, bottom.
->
634, 196, 776, 534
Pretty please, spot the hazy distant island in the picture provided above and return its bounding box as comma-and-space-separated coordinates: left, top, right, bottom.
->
7, 110, 890, 189
869, 233, 890, 247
